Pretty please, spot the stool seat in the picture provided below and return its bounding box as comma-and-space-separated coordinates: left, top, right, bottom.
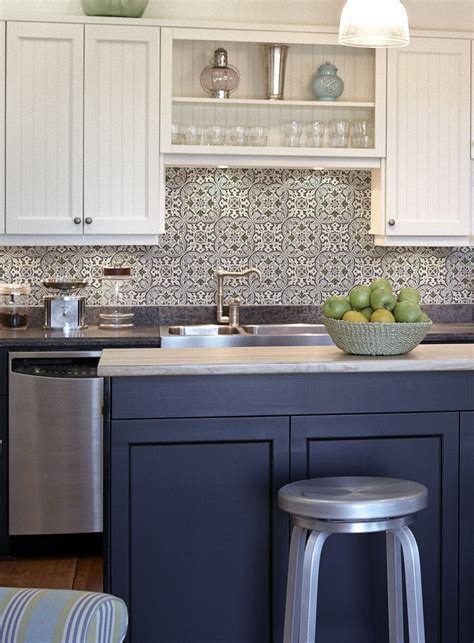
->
278, 476, 428, 521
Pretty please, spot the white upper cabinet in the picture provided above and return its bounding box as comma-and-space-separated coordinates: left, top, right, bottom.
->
160, 26, 387, 166
0, 22, 4, 235
471, 42, 474, 161
371, 36, 471, 245
84, 25, 162, 235
6, 22, 84, 235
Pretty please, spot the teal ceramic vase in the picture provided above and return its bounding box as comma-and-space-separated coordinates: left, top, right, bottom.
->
81, 0, 149, 17
311, 61, 344, 102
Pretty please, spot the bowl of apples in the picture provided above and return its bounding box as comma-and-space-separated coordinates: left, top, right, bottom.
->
322, 279, 432, 356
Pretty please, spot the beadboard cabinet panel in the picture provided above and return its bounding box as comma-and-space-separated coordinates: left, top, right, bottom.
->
382, 37, 470, 239
6, 22, 84, 235
0, 24, 4, 235
84, 25, 162, 235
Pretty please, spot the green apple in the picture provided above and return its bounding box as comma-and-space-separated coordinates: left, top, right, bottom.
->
348, 285, 371, 309
397, 288, 421, 304
393, 301, 422, 323
321, 296, 352, 320
359, 306, 374, 321
370, 288, 397, 311
371, 309, 395, 323
370, 278, 393, 292
343, 310, 369, 323
419, 312, 431, 323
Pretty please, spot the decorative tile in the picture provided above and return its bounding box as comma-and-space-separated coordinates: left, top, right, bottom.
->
0, 168, 472, 306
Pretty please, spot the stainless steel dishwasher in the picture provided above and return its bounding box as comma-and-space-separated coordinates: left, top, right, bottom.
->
8, 351, 103, 535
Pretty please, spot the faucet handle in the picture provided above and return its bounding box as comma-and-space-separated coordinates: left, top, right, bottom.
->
228, 297, 241, 327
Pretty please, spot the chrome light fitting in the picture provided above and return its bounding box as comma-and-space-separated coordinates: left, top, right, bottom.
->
338, 0, 410, 48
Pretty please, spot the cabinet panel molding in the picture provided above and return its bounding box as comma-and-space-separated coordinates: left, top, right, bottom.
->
84, 25, 162, 234
291, 412, 460, 642
110, 416, 289, 643
6, 22, 84, 235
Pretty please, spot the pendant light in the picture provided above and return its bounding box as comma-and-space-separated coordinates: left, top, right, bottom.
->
338, 0, 410, 48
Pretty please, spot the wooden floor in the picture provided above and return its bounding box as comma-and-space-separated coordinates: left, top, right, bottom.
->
0, 554, 103, 592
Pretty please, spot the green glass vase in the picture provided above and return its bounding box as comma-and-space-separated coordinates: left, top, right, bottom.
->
81, 0, 149, 17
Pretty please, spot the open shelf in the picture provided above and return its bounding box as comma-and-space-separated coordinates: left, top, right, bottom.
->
172, 97, 376, 108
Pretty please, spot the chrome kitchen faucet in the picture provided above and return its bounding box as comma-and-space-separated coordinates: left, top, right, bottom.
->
215, 268, 262, 325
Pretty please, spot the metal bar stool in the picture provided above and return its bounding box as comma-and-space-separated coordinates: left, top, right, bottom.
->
278, 476, 428, 643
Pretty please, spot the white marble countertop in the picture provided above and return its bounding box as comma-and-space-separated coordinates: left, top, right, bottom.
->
98, 343, 474, 377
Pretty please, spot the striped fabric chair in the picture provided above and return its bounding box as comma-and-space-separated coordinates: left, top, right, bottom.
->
0, 587, 128, 643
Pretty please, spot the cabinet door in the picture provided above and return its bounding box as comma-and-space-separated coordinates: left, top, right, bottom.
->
291, 412, 459, 643
0, 396, 8, 556
84, 25, 161, 235
6, 22, 84, 235
110, 416, 289, 643
460, 412, 474, 641
0, 23, 4, 235
384, 37, 470, 237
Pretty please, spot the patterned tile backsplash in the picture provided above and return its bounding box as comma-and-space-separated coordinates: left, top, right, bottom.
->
0, 168, 472, 306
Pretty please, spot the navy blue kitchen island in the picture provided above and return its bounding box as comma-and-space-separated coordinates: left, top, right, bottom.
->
100, 345, 473, 643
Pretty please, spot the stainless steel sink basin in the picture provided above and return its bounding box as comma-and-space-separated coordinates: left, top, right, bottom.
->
160, 323, 333, 348
242, 323, 327, 335
167, 324, 242, 336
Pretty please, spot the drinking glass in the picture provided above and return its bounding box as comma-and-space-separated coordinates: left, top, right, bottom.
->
185, 125, 202, 145
171, 124, 186, 145
351, 121, 374, 148
204, 125, 227, 145
304, 121, 325, 147
248, 126, 268, 146
227, 126, 247, 146
281, 121, 303, 147
328, 119, 350, 147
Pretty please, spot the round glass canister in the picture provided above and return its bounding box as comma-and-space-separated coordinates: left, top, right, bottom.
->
0, 283, 31, 330
99, 266, 134, 329
311, 61, 344, 101
81, 0, 149, 17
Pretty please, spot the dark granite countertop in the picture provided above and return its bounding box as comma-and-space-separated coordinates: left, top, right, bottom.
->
424, 323, 474, 343
0, 304, 471, 348
0, 325, 162, 348
0, 322, 472, 349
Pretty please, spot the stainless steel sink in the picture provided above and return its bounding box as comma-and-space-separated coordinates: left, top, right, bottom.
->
241, 323, 328, 336
160, 323, 333, 348
167, 324, 242, 336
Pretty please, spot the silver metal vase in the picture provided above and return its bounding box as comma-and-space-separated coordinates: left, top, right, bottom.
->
263, 44, 290, 100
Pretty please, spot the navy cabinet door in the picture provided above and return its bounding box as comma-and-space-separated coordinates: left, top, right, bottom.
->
460, 411, 474, 642
0, 396, 8, 556
110, 416, 289, 643
291, 412, 459, 643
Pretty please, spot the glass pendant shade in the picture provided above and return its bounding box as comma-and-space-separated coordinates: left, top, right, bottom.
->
200, 48, 240, 99
338, 0, 410, 48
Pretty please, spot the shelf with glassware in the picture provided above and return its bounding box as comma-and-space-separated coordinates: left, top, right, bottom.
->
160, 27, 387, 162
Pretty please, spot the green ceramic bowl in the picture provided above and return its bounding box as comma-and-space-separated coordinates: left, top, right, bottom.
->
81, 0, 149, 17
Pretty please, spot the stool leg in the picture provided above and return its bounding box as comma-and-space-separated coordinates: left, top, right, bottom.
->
283, 525, 308, 643
386, 530, 404, 643
395, 526, 425, 643
298, 530, 329, 643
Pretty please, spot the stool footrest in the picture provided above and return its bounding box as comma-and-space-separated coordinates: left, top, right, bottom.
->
292, 512, 415, 534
